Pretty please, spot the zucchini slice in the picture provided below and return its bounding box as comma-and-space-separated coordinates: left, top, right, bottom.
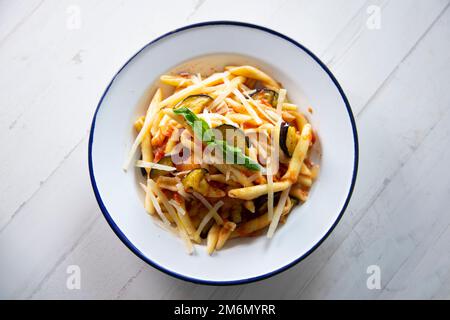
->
149, 156, 174, 180
215, 124, 250, 150
182, 168, 209, 194
250, 88, 279, 107
280, 122, 298, 157
176, 94, 213, 114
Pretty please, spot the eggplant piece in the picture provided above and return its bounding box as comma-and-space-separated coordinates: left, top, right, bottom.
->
280, 122, 298, 157
149, 156, 174, 180
176, 94, 213, 113
182, 168, 209, 194
289, 197, 299, 208
250, 88, 279, 107
215, 124, 250, 149
200, 219, 215, 239
254, 192, 282, 214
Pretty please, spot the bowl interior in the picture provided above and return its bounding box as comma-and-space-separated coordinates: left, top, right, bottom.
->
90, 23, 357, 284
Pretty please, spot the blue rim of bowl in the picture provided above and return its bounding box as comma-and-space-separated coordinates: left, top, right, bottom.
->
88, 21, 359, 286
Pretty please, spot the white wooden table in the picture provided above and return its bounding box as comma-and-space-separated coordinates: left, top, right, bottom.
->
1, 0, 449, 300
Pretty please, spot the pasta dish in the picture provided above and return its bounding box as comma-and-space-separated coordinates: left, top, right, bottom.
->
123, 65, 319, 255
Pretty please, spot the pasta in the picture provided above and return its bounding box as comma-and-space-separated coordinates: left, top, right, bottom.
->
126, 65, 319, 254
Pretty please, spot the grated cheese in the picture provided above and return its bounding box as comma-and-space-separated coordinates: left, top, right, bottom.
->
202, 108, 212, 128
267, 187, 291, 238
169, 199, 186, 216
135, 160, 176, 172
267, 157, 274, 221
232, 89, 262, 124
176, 182, 191, 199
271, 119, 281, 174
142, 180, 170, 226
159, 72, 229, 108
242, 88, 278, 125
192, 192, 224, 225
194, 201, 224, 239
276, 89, 287, 116
149, 180, 193, 254
211, 76, 243, 109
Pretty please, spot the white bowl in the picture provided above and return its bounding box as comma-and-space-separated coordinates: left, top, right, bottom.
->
89, 21, 358, 285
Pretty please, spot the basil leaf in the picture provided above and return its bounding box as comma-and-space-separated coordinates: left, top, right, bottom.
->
173, 107, 211, 142
215, 140, 261, 171
173, 107, 260, 171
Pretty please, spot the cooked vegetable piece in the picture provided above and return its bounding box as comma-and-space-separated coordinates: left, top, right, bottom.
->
149, 156, 174, 179
200, 219, 215, 239
176, 94, 213, 114
289, 196, 299, 207
254, 192, 281, 214
182, 168, 209, 194
250, 88, 279, 107
280, 122, 298, 157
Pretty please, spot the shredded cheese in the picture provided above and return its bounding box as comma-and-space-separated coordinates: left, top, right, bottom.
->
202, 108, 212, 128
211, 76, 244, 109
212, 114, 239, 127
135, 160, 176, 172
159, 72, 229, 108
229, 167, 253, 187
176, 182, 191, 199
149, 180, 193, 254
141, 181, 170, 226
173, 170, 191, 176
267, 187, 291, 238
169, 199, 186, 216
241, 88, 278, 125
232, 88, 262, 124
192, 192, 224, 225
225, 169, 231, 181
271, 119, 281, 174
215, 101, 229, 115
265, 109, 282, 123
276, 89, 287, 116
194, 201, 224, 238
267, 157, 274, 221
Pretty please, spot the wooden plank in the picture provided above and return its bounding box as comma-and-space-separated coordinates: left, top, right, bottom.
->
327, 0, 450, 114
190, 0, 367, 56
382, 225, 450, 299
0, 0, 44, 45
30, 217, 146, 299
